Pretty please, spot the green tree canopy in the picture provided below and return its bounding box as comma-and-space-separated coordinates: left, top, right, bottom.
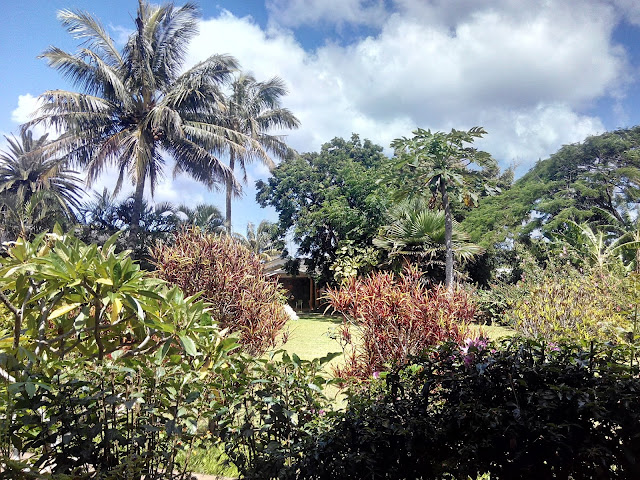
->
464, 125, 640, 247
256, 134, 392, 286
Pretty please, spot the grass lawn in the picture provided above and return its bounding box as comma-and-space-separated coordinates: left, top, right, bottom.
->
277, 312, 516, 362
278, 312, 344, 360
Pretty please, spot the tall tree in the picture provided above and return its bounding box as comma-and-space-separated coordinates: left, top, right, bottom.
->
217, 74, 299, 234
257, 135, 392, 286
24, 1, 250, 240
0, 130, 84, 239
390, 127, 497, 289
464, 125, 640, 247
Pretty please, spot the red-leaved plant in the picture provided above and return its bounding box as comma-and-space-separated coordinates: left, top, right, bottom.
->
152, 228, 289, 356
326, 265, 474, 379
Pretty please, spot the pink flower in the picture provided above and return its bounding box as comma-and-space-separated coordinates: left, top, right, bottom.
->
372, 371, 380, 379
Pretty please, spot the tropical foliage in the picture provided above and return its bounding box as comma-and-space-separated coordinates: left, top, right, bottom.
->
286, 339, 640, 480
0, 230, 237, 478
374, 198, 484, 280
390, 127, 499, 288
151, 228, 289, 355
0, 131, 84, 239
24, 1, 249, 239
257, 134, 393, 286
218, 74, 300, 233
463, 125, 640, 246
325, 265, 474, 379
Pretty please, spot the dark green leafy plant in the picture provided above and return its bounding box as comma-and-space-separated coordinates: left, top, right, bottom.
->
291, 338, 640, 479
216, 351, 339, 480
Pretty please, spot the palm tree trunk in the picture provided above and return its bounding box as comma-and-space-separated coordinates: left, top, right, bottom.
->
131, 172, 146, 239
440, 179, 454, 290
225, 152, 235, 235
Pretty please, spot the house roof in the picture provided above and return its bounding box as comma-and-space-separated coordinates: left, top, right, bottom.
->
264, 257, 313, 277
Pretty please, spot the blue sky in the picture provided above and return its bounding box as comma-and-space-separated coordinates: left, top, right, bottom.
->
2, 0, 640, 235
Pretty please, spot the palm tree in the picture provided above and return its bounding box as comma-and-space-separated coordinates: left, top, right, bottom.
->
243, 220, 282, 261
24, 1, 251, 239
390, 127, 494, 289
374, 199, 484, 278
176, 203, 225, 232
0, 130, 84, 239
217, 74, 300, 234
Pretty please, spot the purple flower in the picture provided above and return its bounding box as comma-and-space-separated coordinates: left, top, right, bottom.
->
372, 371, 380, 379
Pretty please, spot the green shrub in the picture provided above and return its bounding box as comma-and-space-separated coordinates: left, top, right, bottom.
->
289, 338, 640, 479
214, 351, 339, 480
152, 228, 289, 355
0, 231, 238, 478
325, 265, 474, 379
509, 269, 630, 342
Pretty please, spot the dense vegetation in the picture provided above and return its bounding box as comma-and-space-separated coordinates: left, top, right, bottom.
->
2, 0, 640, 478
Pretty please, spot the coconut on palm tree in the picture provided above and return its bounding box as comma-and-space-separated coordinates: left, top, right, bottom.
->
0, 130, 84, 239
217, 74, 300, 234
24, 1, 252, 241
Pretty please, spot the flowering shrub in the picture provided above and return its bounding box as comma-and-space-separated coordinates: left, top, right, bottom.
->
509, 269, 630, 342
325, 265, 474, 378
152, 228, 289, 355
288, 338, 640, 479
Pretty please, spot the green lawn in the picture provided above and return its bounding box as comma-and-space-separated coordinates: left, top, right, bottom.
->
278, 312, 344, 360
277, 312, 515, 362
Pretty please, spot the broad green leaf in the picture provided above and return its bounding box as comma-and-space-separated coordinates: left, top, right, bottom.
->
25, 382, 36, 398
111, 297, 123, 324
49, 303, 81, 320
180, 335, 198, 356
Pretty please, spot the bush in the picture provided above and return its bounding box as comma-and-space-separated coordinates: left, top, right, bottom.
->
0, 230, 238, 478
325, 265, 474, 379
215, 351, 339, 480
152, 228, 289, 355
509, 269, 630, 342
290, 338, 640, 479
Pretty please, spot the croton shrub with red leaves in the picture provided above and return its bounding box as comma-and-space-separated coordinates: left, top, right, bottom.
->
326, 265, 475, 379
152, 228, 288, 356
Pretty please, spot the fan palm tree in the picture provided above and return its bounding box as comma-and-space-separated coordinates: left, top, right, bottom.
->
0, 130, 84, 239
217, 74, 300, 234
374, 199, 484, 279
24, 1, 252, 238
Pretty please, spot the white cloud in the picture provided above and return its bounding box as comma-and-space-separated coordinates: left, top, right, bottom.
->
477, 104, 605, 174
11, 94, 40, 124
185, 0, 628, 171
612, 0, 640, 25
108, 24, 134, 46
11, 94, 56, 139
265, 0, 387, 28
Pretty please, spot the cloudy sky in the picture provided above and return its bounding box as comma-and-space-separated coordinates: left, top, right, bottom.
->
1, 0, 640, 233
